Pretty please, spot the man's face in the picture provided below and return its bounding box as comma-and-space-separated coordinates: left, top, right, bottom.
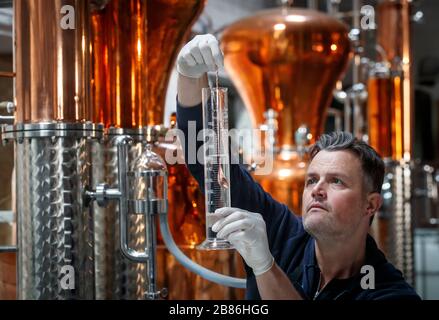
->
302, 150, 370, 241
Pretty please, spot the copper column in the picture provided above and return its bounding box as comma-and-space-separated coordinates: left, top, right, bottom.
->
3, 0, 101, 299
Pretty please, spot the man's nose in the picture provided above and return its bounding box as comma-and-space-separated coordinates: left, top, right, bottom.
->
311, 181, 327, 200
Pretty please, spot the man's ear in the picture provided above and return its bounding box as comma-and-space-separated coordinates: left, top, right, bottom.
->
366, 192, 383, 219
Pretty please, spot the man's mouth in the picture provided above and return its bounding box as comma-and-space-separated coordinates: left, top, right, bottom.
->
307, 203, 328, 212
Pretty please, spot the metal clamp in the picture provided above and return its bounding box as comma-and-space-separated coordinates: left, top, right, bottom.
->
0, 101, 15, 113
128, 199, 168, 215
85, 183, 122, 207
2, 122, 104, 143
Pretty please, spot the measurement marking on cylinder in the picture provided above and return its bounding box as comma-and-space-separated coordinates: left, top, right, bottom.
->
199, 87, 232, 249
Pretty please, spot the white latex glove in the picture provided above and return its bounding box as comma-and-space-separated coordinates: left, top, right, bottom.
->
176, 34, 224, 79
212, 207, 274, 276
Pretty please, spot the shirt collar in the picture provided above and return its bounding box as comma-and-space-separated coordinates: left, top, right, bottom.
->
300, 234, 387, 299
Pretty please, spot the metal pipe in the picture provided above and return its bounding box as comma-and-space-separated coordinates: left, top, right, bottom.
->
86, 135, 150, 262
146, 215, 158, 298
146, 174, 158, 299
327, 0, 341, 16
115, 135, 149, 262
351, 0, 364, 139
0, 71, 15, 78
307, 0, 318, 10
352, 0, 361, 32
326, 108, 343, 132
344, 95, 351, 133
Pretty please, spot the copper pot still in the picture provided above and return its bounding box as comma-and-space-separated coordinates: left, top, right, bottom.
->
91, 0, 244, 299
221, 7, 351, 213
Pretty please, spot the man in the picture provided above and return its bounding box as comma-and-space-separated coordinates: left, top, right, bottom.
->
176, 34, 420, 300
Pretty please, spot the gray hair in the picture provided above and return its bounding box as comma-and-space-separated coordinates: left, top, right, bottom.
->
309, 132, 385, 194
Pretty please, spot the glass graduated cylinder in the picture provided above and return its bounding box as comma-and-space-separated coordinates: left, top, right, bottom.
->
197, 87, 233, 250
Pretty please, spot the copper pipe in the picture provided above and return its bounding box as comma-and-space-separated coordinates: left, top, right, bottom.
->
14, 0, 91, 123
377, 0, 413, 160
0, 72, 15, 78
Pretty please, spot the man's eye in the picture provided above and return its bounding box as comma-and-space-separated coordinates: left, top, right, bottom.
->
306, 178, 317, 186
332, 178, 343, 185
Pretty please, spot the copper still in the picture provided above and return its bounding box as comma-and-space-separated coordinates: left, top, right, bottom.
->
15, 0, 91, 123
90, 0, 244, 299
3, 0, 100, 299
91, 0, 206, 129
367, 0, 414, 284
90, 1, 151, 299
222, 7, 351, 213
92, 0, 148, 129
147, 0, 205, 127
147, 0, 245, 299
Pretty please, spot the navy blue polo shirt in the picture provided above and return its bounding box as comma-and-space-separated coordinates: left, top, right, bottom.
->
176, 101, 421, 300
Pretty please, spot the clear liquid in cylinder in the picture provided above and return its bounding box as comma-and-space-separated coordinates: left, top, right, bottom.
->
205, 155, 231, 240
198, 87, 233, 250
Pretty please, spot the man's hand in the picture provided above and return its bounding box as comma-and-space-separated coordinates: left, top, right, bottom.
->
212, 207, 274, 276
176, 34, 224, 79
